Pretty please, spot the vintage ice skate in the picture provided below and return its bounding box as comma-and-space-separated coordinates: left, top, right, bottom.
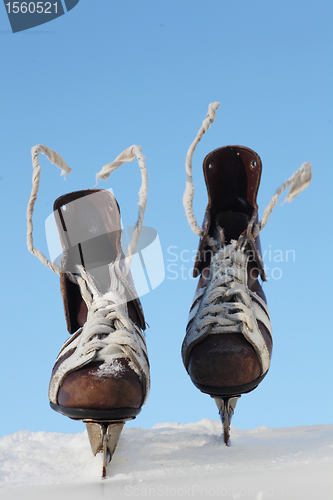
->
182, 103, 312, 445
27, 145, 150, 477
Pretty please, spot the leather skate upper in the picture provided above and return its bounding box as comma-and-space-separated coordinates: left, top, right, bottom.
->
182, 146, 273, 389
49, 189, 150, 409
194, 146, 265, 279
54, 189, 146, 334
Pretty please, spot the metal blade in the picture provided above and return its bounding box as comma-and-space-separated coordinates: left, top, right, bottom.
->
214, 396, 240, 445
85, 421, 125, 477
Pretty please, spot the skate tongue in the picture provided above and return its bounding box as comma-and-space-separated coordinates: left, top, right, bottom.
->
215, 212, 250, 244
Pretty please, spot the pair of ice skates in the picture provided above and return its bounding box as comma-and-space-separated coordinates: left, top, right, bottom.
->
27, 103, 311, 477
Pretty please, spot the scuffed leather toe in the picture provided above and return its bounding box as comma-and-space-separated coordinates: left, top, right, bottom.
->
57, 359, 143, 410
187, 333, 261, 388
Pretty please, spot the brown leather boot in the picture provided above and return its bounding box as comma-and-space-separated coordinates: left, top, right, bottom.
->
48, 189, 149, 419
182, 146, 272, 445
27, 144, 150, 476
182, 145, 272, 397
182, 103, 312, 445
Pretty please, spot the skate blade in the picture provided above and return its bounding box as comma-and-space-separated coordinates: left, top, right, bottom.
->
213, 396, 240, 446
85, 420, 126, 478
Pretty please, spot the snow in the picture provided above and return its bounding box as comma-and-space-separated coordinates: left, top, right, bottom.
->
93, 359, 126, 378
1, 420, 332, 499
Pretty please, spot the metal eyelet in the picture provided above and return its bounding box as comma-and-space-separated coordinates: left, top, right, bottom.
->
250, 160, 257, 169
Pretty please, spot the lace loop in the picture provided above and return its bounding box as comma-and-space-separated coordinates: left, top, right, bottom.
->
27, 143, 148, 279
183, 103, 312, 242
253, 161, 312, 237
95, 144, 148, 275
183, 102, 221, 237
27, 145, 71, 278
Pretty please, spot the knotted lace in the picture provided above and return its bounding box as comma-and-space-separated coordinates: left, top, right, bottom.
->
28, 143, 150, 403
76, 264, 148, 373
49, 261, 150, 404
197, 242, 254, 335
182, 102, 312, 370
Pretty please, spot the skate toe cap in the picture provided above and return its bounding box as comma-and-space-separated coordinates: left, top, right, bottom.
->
187, 333, 262, 389
57, 359, 144, 410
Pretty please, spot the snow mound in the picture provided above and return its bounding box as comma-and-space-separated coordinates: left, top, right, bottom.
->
1, 420, 332, 499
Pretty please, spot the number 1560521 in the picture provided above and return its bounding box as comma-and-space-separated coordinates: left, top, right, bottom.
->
5, 2, 59, 14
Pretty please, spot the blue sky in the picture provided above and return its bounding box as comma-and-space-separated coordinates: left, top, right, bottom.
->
0, 0, 332, 438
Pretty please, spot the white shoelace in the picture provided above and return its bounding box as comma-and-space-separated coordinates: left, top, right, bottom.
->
197, 242, 254, 335
182, 103, 312, 371
27, 144, 150, 403
48, 262, 150, 403
183, 102, 312, 244
27, 143, 148, 283
74, 265, 144, 359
